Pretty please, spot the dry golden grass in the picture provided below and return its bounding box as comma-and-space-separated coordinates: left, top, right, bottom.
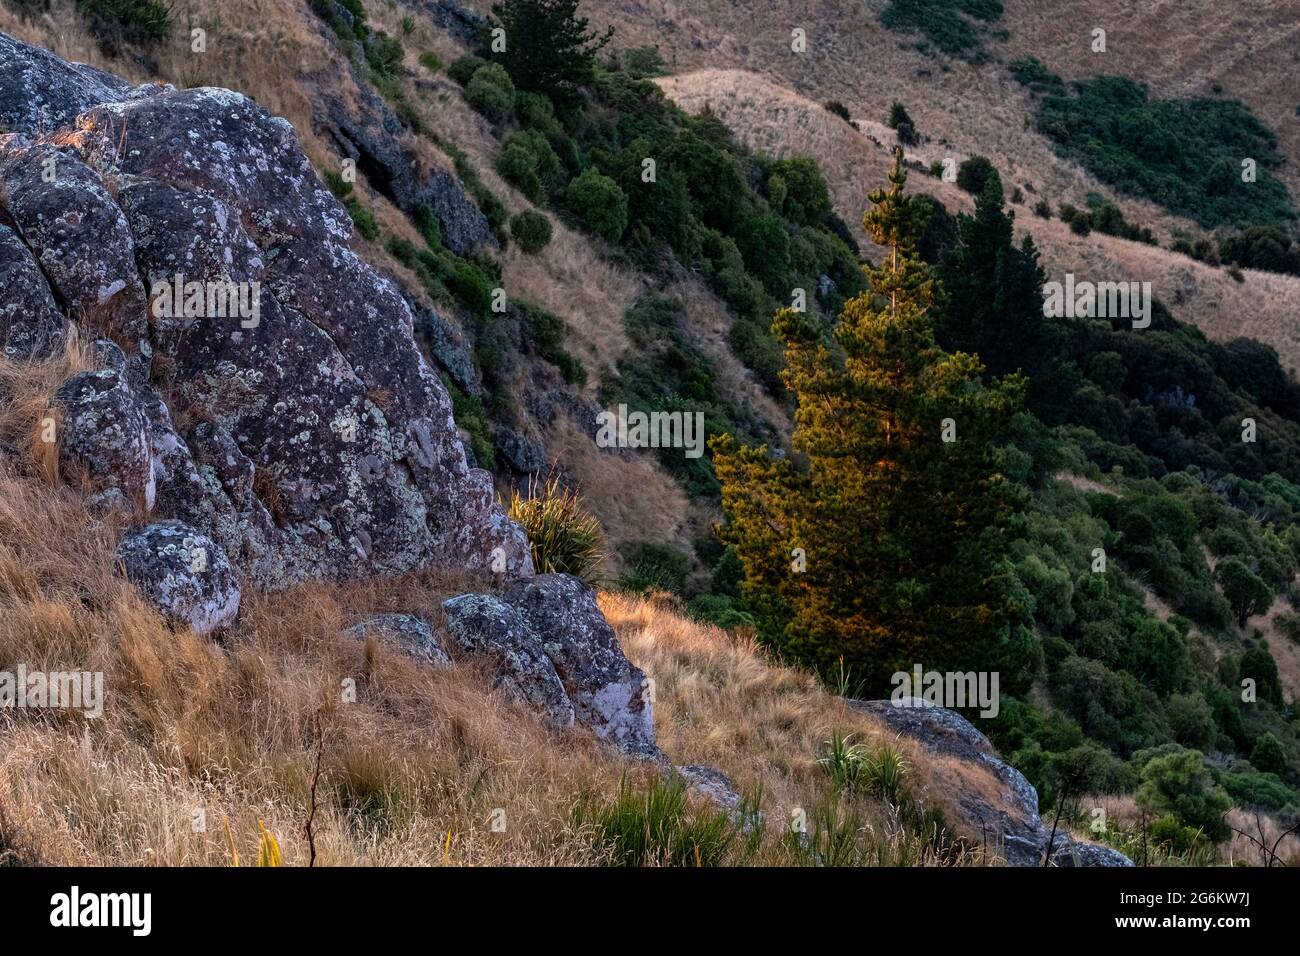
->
0, 425, 1013, 866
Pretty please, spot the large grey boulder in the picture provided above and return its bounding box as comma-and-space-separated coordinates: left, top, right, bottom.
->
0, 34, 534, 590
53, 343, 155, 511
116, 522, 241, 634
0, 31, 157, 132
443, 575, 661, 759
1050, 838, 1135, 868
442, 593, 576, 730
0, 221, 65, 359
503, 575, 659, 759
847, 697, 1136, 866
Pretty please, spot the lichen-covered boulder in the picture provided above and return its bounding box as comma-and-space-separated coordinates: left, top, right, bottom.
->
1050, 838, 1134, 867
0, 31, 154, 132
848, 697, 1049, 866
502, 574, 659, 759
442, 593, 575, 730
0, 142, 148, 346
0, 222, 65, 359
345, 613, 451, 666
116, 522, 241, 634
54, 343, 155, 511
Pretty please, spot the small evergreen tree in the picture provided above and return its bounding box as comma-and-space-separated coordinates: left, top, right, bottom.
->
490, 0, 612, 100
713, 153, 1034, 692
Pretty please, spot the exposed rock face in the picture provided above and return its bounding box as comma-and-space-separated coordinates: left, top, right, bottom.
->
116, 522, 241, 634
312, 36, 496, 257
0, 221, 66, 359
848, 698, 1133, 867
345, 613, 451, 666
443, 575, 661, 759
1050, 839, 1135, 868
0, 31, 153, 132
443, 592, 577, 729
53, 342, 155, 510
0, 31, 532, 595
503, 575, 659, 758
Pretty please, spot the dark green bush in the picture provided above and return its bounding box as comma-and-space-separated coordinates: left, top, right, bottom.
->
955, 155, 997, 195
510, 210, 553, 254
448, 54, 486, 86
565, 169, 628, 242
466, 63, 516, 123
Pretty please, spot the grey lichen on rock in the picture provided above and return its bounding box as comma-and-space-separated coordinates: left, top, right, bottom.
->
116, 521, 241, 635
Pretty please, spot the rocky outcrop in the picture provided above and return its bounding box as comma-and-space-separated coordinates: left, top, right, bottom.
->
442, 592, 577, 730
848, 698, 1132, 866
0, 31, 158, 132
0, 221, 66, 360
345, 613, 451, 666
53, 341, 155, 510
443, 575, 662, 759
0, 31, 532, 598
116, 522, 241, 634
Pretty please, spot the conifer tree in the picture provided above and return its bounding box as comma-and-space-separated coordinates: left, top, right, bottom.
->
490, 0, 612, 101
713, 153, 1035, 693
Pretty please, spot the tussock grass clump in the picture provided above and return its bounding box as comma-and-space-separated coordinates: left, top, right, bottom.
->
573, 774, 737, 866
507, 474, 605, 582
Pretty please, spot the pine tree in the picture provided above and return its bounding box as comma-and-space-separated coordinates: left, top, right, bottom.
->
936, 169, 1079, 423
713, 153, 1035, 692
490, 0, 612, 101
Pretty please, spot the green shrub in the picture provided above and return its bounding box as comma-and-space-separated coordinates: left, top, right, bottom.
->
621, 542, 690, 593
497, 130, 565, 200
1034, 76, 1295, 227
365, 31, 405, 77
824, 100, 852, 122
510, 211, 553, 254
418, 51, 442, 73
565, 169, 628, 242
443, 378, 494, 468
508, 475, 605, 583
889, 101, 919, 146
465, 63, 515, 123
1134, 747, 1232, 843
344, 197, 378, 241
448, 54, 485, 86
572, 775, 737, 867
686, 593, 756, 629
956, 155, 997, 195
880, 0, 1003, 61
78, 0, 172, 49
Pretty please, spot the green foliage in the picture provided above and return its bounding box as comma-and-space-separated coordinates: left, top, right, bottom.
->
1058, 196, 1156, 244
1217, 225, 1300, 276
573, 775, 738, 867
466, 63, 516, 123
714, 157, 1030, 691
496, 130, 564, 200
955, 155, 997, 195
1249, 732, 1289, 777
518, 300, 585, 385
686, 593, 755, 630
1008, 57, 1065, 96
766, 157, 832, 227
620, 542, 691, 594
418, 51, 442, 73
565, 169, 629, 241
889, 102, 919, 146
880, 0, 1003, 60
819, 733, 910, 805
1134, 747, 1232, 843
343, 197, 379, 241
1216, 557, 1273, 627
77, 0, 172, 51
443, 377, 495, 468
509, 211, 553, 254
1033, 76, 1295, 227
508, 475, 605, 582
489, 0, 612, 100
448, 54, 486, 87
